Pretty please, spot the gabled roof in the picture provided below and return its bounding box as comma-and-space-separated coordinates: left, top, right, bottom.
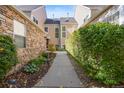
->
44, 18, 60, 24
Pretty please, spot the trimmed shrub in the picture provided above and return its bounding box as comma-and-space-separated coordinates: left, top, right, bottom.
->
65, 22, 124, 85
0, 35, 18, 80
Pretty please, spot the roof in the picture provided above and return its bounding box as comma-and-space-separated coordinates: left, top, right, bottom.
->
60, 17, 78, 25
44, 18, 60, 24
16, 5, 42, 11
45, 17, 78, 25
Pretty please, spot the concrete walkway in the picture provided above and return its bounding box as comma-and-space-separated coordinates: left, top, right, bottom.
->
34, 51, 81, 88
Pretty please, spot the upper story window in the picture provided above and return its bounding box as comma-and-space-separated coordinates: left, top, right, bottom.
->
62, 26, 66, 31
55, 28, 59, 38
44, 27, 48, 32
14, 20, 26, 48
62, 32, 66, 38
62, 26, 66, 38
33, 16, 38, 24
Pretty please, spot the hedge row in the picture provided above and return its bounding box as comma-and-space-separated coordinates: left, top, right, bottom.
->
0, 35, 18, 80
65, 22, 124, 85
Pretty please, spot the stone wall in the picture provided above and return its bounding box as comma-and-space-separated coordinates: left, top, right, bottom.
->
0, 5, 46, 74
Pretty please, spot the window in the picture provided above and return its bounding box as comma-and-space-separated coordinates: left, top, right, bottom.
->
45, 27, 48, 32
62, 26, 66, 38
62, 26, 66, 31
33, 16, 38, 24
55, 28, 59, 38
35, 20, 38, 24
14, 20, 26, 48
33, 17, 35, 22
114, 11, 119, 20
15, 35, 26, 48
62, 32, 66, 37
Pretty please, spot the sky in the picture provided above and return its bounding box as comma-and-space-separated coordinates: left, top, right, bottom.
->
45, 5, 76, 18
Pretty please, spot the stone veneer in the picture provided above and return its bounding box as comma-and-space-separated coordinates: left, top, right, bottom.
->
0, 5, 46, 74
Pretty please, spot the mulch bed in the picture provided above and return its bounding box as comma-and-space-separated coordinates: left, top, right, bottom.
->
0, 53, 56, 88
67, 53, 124, 88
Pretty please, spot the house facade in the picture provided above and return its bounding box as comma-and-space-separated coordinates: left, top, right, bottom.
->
44, 18, 60, 49
44, 17, 78, 49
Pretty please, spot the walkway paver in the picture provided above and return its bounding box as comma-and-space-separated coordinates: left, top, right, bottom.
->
34, 51, 81, 88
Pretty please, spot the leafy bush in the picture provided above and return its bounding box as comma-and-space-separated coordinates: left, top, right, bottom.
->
0, 35, 18, 80
23, 53, 47, 73
65, 22, 124, 85
48, 44, 56, 52
31, 55, 46, 66
23, 63, 39, 74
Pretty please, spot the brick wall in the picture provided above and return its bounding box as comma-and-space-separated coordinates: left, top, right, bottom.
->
0, 5, 46, 74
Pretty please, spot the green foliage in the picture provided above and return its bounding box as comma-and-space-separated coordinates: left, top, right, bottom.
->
42, 52, 48, 58
65, 22, 124, 85
23, 63, 39, 74
0, 35, 18, 80
23, 53, 47, 73
48, 44, 56, 52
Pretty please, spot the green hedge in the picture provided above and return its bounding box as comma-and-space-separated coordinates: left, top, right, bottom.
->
0, 35, 18, 80
65, 22, 124, 85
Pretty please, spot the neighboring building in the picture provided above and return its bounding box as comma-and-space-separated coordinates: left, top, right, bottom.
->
84, 5, 108, 18
31, 6, 47, 30
16, 5, 47, 31
16, 5, 78, 49
16, 5, 41, 17
44, 17, 78, 49
74, 6, 91, 28
98, 5, 124, 25
44, 18, 60, 49
74, 5, 111, 28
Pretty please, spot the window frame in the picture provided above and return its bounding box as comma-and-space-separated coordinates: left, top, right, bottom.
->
62, 26, 66, 31
13, 19, 26, 48
62, 31, 66, 38
44, 27, 48, 32
62, 26, 66, 38
55, 28, 59, 38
